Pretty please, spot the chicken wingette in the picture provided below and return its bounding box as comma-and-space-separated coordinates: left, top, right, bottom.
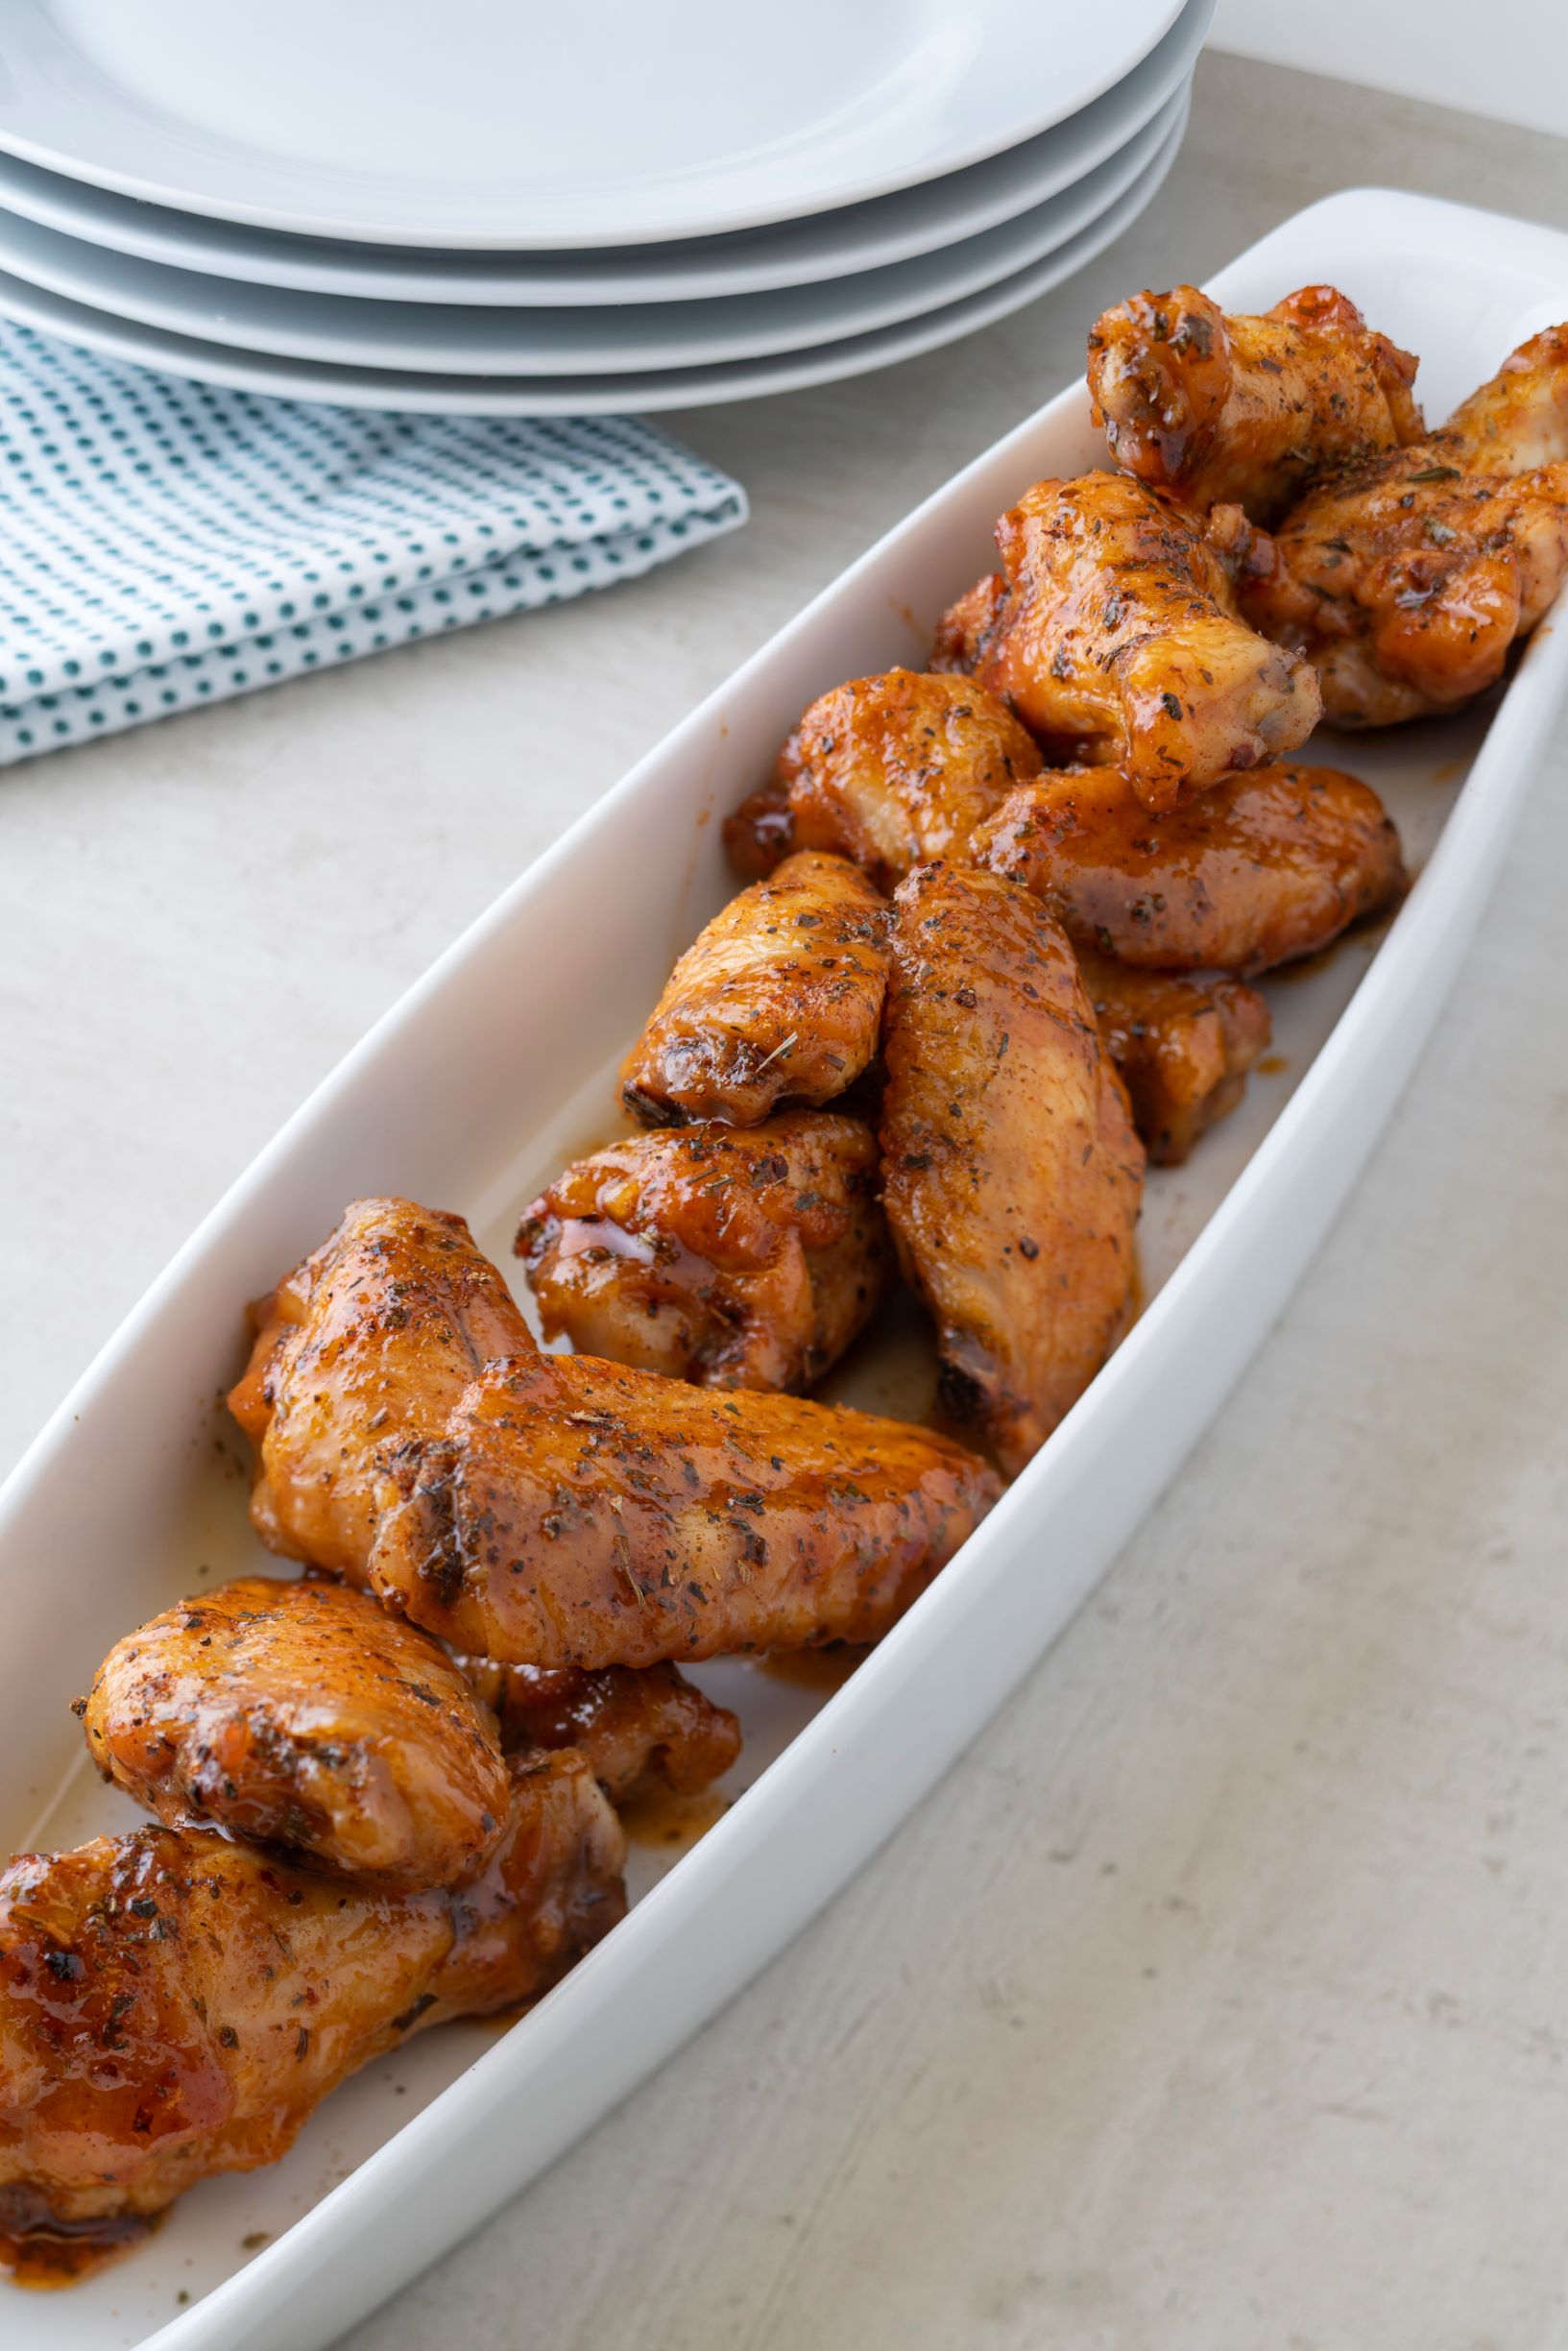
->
456, 1660, 742, 1802
365, 1349, 1001, 1670
517, 1112, 890, 1393
880, 862, 1145, 1476
970, 763, 1405, 975
0, 1753, 623, 2281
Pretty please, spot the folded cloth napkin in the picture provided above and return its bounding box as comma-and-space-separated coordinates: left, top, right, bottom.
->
0, 321, 746, 765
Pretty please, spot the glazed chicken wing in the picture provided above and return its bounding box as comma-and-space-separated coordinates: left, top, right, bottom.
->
940, 473, 1321, 811
456, 1660, 741, 1802
229, 1196, 532, 1583
1088, 282, 1422, 522
516, 1111, 890, 1393
971, 763, 1405, 975
0, 1752, 623, 2275
365, 1349, 1001, 1671
1075, 949, 1271, 1167
726, 669, 1043, 890
1225, 326, 1568, 725
81, 1576, 509, 1891
620, 852, 890, 1127
880, 863, 1145, 1476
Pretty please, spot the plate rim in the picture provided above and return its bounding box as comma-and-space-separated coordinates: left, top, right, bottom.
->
0, 0, 1188, 250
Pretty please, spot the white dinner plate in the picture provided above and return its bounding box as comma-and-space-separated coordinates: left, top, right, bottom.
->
0, 92, 1187, 376
0, 0, 1187, 249
0, 0, 1212, 303
3, 186, 1566, 2351
0, 115, 1184, 413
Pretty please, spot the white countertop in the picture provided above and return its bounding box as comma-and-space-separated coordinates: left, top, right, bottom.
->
5, 52, 1567, 2351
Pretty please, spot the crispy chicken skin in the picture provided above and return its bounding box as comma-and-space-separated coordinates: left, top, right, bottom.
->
229, 1197, 533, 1584
517, 1112, 890, 1394
620, 852, 890, 1127
1088, 282, 1422, 522
941, 473, 1321, 811
880, 863, 1145, 1476
456, 1660, 741, 1801
1224, 327, 1568, 725
971, 763, 1405, 976
365, 1349, 1001, 1671
0, 1753, 623, 2267
81, 1577, 509, 1891
737, 668, 1044, 890
1076, 949, 1271, 1166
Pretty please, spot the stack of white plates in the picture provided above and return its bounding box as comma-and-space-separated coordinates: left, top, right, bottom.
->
0, 0, 1210, 412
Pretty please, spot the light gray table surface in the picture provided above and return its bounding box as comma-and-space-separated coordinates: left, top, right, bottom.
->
5, 51, 1568, 2351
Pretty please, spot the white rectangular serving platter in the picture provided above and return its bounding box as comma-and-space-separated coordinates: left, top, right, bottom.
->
4, 187, 1567, 2351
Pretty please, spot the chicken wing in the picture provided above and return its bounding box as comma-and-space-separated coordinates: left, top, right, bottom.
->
516, 1112, 889, 1394
456, 1660, 741, 1802
229, 1196, 533, 1583
81, 1576, 509, 1891
0, 1752, 623, 2276
620, 852, 890, 1127
1225, 327, 1568, 725
1075, 949, 1271, 1167
970, 763, 1405, 975
1087, 282, 1422, 522
937, 473, 1321, 811
365, 1349, 1001, 1670
930, 570, 1009, 676
880, 863, 1145, 1476
729, 668, 1043, 890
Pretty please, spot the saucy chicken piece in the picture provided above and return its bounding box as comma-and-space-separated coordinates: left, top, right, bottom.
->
1087, 282, 1423, 522
456, 1660, 742, 1802
0, 1752, 623, 2276
1224, 326, 1568, 725
930, 570, 1010, 676
939, 473, 1321, 812
722, 778, 795, 880
516, 1112, 889, 1394
732, 668, 1044, 890
1076, 949, 1271, 1167
880, 863, 1145, 1476
365, 1349, 1001, 1671
229, 1196, 532, 1585
81, 1576, 509, 1891
971, 763, 1406, 975
620, 852, 890, 1127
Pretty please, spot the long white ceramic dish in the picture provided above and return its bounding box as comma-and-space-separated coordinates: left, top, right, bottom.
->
4, 188, 1566, 2351
0, 0, 1184, 249
0, 0, 1211, 303
0, 91, 1185, 376
0, 118, 1183, 415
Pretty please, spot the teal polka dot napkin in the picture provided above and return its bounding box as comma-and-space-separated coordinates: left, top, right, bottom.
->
0, 322, 747, 763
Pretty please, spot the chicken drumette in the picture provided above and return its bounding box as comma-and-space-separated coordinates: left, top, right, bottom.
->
229, 1196, 533, 1583
366, 1348, 1001, 1670
517, 1112, 889, 1394
620, 852, 890, 1127
880, 862, 1145, 1475
81, 1575, 510, 1890
456, 1660, 741, 1803
725, 669, 1044, 889
1088, 282, 1423, 522
971, 761, 1405, 975
1222, 325, 1568, 726
1076, 950, 1271, 1167
0, 1751, 623, 2277
932, 473, 1321, 811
